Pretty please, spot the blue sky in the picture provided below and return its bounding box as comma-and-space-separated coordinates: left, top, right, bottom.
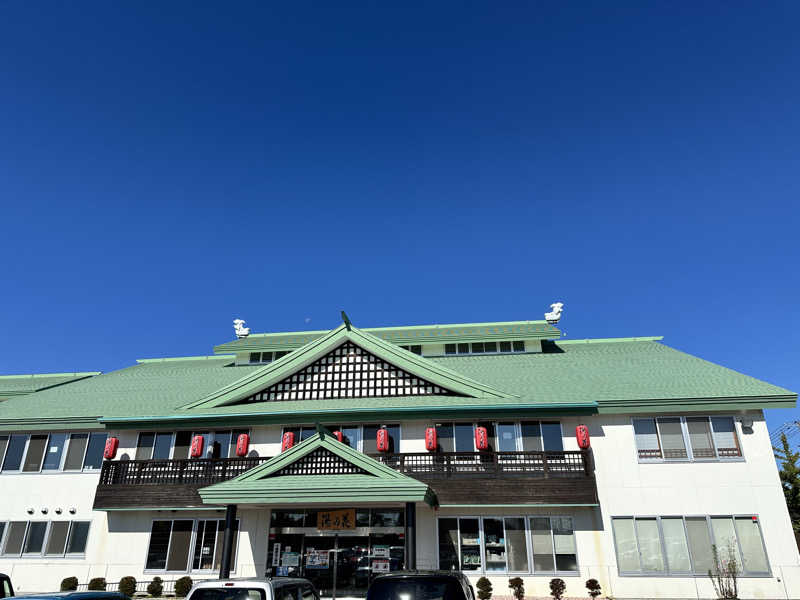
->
1, 2, 798, 431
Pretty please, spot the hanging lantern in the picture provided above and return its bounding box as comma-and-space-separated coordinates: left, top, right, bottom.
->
281, 431, 295, 452
103, 437, 119, 460
376, 428, 390, 452
235, 433, 250, 457
425, 427, 438, 452
575, 424, 590, 449
190, 435, 205, 458
475, 426, 489, 450
333, 430, 344, 443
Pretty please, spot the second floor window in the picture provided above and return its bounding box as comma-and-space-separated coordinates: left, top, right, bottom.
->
135, 430, 249, 460
0, 432, 106, 473
633, 416, 742, 462
434, 421, 563, 452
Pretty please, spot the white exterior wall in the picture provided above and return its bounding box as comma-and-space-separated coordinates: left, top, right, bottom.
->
3, 412, 799, 598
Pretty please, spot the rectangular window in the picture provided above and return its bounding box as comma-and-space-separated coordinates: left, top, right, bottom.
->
2, 435, 27, 471
531, 517, 554, 572
146, 521, 172, 570
711, 417, 742, 458
0, 436, 8, 467
64, 434, 88, 471
521, 422, 542, 451
496, 423, 518, 452
174, 431, 192, 459
505, 517, 529, 572
363, 425, 399, 453
66, 521, 90, 554
457, 343, 469, 354
2, 522, 27, 556
153, 432, 174, 460
484, 342, 497, 353
22, 435, 48, 472
686, 417, 715, 459
46, 522, 71, 556
136, 433, 156, 460
23, 522, 48, 554
512, 341, 525, 352
166, 520, 194, 571
657, 418, 687, 459
445, 344, 456, 355
438, 518, 459, 570
612, 515, 769, 577
499, 341, 512, 353
42, 433, 68, 470
83, 433, 107, 470
458, 518, 480, 571
483, 518, 506, 571
633, 416, 743, 462
541, 422, 564, 451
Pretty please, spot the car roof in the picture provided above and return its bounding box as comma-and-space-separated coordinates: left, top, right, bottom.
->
192, 578, 313, 588
16, 594, 129, 600
373, 571, 467, 579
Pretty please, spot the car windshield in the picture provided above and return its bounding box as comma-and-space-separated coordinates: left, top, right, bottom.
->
367, 578, 464, 600
189, 589, 266, 600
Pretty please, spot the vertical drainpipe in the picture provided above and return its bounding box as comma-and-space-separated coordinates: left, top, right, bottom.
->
219, 504, 238, 579
404, 502, 416, 570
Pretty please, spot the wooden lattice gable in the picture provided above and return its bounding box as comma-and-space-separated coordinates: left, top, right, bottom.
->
237, 341, 455, 404
182, 323, 513, 410
273, 447, 369, 476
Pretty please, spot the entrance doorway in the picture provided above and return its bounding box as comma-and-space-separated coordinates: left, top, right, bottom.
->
268, 508, 406, 598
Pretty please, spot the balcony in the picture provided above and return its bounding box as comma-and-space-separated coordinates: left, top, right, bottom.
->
94, 451, 596, 510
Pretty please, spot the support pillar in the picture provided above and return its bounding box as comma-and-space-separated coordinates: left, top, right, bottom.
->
404, 502, 416, 570
219, 504, 238, 579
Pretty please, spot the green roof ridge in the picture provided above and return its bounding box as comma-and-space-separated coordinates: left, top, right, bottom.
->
136, 355, 234, 363
557, 336, 663, 345
0, 372, 101, 379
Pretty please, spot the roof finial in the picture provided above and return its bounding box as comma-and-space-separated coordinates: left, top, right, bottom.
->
341, 310, 352, 331
545, 302, 564, 325
233, 319, 250, 339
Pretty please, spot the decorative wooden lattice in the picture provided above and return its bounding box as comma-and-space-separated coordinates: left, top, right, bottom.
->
274, 447, 369, 476
239, 341, 455, 403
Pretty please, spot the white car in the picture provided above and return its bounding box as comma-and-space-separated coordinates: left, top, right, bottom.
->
186, 578, 319, 600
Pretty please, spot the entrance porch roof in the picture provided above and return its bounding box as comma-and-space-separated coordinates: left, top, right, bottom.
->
198, 428, 437, 507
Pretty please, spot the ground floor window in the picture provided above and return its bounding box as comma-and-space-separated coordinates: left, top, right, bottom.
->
437, 516, 576, 574
611, 515, 769, 576
0, 520, 90, 557
145, 518, 239, 573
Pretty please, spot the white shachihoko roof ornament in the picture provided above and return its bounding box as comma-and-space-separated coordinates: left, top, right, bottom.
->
233, 319, 250, 339
545, 302, 564, 325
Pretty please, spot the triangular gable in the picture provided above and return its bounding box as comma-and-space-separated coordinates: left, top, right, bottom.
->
182, 323, 513, 410
198, 430, 436, 506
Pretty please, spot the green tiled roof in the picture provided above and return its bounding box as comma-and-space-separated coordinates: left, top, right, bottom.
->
214, 320, 561, 353
0, 372, 100, 399
0, 337, 794, 431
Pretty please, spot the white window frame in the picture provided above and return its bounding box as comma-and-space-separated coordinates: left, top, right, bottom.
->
611, 514, 770, 577
632, 416, 744, 463
143, 517, 240, 575
435, 515, 578, 575
0, 432, 108, 474
280, 424, 402, 454
444, 340, 527, 356
0, 520, 89, 558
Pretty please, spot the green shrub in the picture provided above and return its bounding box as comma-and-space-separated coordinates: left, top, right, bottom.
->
508, 577, 524, 600
147, 577, 163, 598
175, 576, 193, 598
88, 578, 107, 591
476, 577, 492, 600
119, 576, 137, 597
586, 578, 602, 599
549, 578, 566, 600
60, 577, 79, 592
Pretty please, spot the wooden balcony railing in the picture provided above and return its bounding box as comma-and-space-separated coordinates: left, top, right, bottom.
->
367, 450, 591, 478
98, 456, 271, 487
97, 450, 591, 489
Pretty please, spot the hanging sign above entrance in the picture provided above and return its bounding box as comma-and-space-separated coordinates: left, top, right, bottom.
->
317, 508, 356, 530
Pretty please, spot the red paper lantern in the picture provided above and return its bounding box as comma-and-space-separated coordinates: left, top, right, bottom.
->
281, 431, 295, 452
333, 431, 344, 443
425, 427, 437, 452
190, 435, 205, 458
575, 424, 590, 449
376, 428, 390, 452
475, 426, 489, 450
103, 436, 119, 460
235, 433, 250, 457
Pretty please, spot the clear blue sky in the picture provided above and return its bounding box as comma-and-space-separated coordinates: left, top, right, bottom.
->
1, 3, 798, 431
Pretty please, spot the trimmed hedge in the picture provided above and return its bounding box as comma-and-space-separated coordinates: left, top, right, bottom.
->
60, 577, 79, 592
175, 576, 193, 598
119, 576, 137, 597
88, 578, 107, 591
147, 577, 163, 598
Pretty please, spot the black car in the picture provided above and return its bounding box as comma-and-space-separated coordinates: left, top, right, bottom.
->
0, 574, 13, 599
366, 571, 475, 600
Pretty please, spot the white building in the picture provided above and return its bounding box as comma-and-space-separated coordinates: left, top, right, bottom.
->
0, 317, 797, 599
